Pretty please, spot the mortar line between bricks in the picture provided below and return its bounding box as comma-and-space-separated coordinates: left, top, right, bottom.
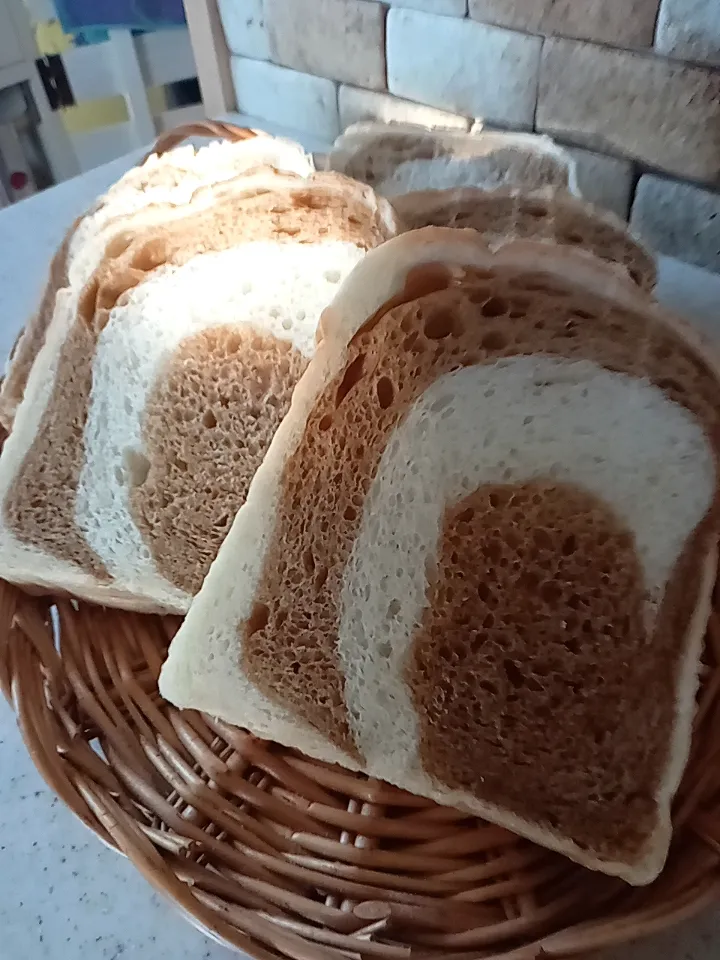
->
465, 12, 657, 51
543, 33, 720, 71
466, 14, 720, 70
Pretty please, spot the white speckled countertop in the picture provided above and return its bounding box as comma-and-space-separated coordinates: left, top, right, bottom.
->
0, 138, 720, 960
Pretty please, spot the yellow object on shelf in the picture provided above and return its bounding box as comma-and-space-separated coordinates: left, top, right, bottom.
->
34, 19, 73, 57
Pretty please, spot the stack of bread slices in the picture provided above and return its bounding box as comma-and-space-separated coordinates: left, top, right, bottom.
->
0, 130, 398, 611
3, 123, 718, 888
327, 122, 655, 291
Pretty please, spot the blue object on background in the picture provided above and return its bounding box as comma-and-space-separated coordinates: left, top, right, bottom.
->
55, 0, 186, 34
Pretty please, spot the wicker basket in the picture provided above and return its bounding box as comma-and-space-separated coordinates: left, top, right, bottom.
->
2, 123, 720, 960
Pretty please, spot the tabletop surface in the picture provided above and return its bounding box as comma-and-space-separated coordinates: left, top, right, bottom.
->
1, 137, 720, 960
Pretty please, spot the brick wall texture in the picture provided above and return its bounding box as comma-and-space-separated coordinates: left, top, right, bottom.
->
220, 0, 720, 271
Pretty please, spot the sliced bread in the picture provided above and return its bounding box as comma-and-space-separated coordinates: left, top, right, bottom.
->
392, 186, 656, 291
161, 228, 720, 885
0, 132, 314, 429
327, 122, 578, 197
0, 168, 397, 613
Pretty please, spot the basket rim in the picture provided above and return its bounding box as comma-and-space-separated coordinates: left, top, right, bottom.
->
2, 579, 720, 960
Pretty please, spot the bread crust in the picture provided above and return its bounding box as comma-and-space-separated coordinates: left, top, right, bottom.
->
0, 158, 397, 612
328, 123, 579, 196
390, 186, 656, 291
162, 229, 720, 883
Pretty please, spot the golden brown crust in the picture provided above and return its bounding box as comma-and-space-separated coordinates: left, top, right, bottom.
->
3, 320, 108, 577
244, 262, 720, 780
0, 217, 82, 430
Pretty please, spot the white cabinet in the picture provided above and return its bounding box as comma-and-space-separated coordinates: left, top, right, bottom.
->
0, 0, 78, 183
0, 0, 22, 72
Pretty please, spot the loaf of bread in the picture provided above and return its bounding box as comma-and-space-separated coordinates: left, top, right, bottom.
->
327, 122, 578, 197
161, 228, 720, 884
0, 151, 397, 612
0, 132, 314, 429
392, 186, 656, 291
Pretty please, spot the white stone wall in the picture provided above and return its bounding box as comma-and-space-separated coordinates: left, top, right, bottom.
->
219, 0, 720, 271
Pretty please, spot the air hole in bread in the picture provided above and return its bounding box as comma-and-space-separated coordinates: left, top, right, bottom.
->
481, 329, 508, 350
314, 566, 329, 591
468, 287, 491, 305
202, 409, 217, 429
477, 581, 493, 603
540, 580, 564, 604
503, 659, 526, 689
247, 602, 270, 636
376, 376, 395, 409
562, 231, 585, 245
562, 534, 578, 555
318, 413, 333, 431
336, 354, 366, 407
424, 309, 456, 340
520, 202, 548, 219
481, 297, 509, 318
403, 332, 424, 353
510, 294, 532, 310
123, 448, 150, 487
